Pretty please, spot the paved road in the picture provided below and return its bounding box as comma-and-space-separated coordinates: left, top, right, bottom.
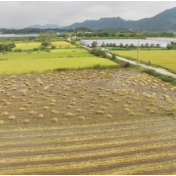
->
107, 53, 176, 79
83, 46, 176, 79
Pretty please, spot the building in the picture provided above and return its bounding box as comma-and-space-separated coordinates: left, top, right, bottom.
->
101, 48, 109, 51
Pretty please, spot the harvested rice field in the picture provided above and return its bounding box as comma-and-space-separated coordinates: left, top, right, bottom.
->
1, 69, 176, 174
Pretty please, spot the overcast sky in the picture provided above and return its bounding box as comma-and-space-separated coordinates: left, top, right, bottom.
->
1, 1, 176, 28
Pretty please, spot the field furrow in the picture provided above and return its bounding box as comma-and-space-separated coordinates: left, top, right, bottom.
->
1, 69, 176, 174
1, 150, 176, 175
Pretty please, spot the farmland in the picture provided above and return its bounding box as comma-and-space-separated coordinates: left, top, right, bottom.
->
1, 39, 176, 174
111, 50, 176, 71
0, 42, 117, 75
1, 69, 176, 174
14, 41, 77, 50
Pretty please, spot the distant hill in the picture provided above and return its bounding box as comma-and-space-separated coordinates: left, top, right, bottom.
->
65, 6, 176, 32
27, 24, 64, 29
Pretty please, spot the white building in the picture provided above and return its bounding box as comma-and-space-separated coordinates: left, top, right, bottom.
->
71, 36, 77, 39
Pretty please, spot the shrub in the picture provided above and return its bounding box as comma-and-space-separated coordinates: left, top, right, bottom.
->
111, 53, 116, 61
51, 45, 56, 49
41, 41, 51, 48
33, 48, 39, 51
14, 49, 22, 52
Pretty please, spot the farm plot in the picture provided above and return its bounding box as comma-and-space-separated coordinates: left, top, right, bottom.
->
14, 41, 76, 50
1, 69, 176, 174
51, 41, 77, 48
111, 50, 176, 71
14, 43, 41, 50
0, 49, 117, 75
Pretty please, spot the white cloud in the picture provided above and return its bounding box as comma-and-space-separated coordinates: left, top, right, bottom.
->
0, 1, 176, 28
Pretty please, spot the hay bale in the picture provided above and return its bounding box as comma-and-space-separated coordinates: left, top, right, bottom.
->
78, 116, 85, 121
49, 102, 56, 106
149, 109, 156, 114
128, 111, 135, 116
89, 104, 94, 108
28, 111, 37, 115
43, 85, 50, 90
126, 101, 133, 104
67, 105, 73, 109
4, 102, 11, 106
28, 101, 34, 104
19, 107, 26, 111
43, 106, 49, 110
23, 119, 30, 124
65, 112, 74, 117
96, 110, 104, 114
8, 115, 16, 120
38, 114, 44, 119
30, 95, 35, 98
71, 101, 76, 105
2, 112, 9, 117
51, 99, 57, 103
91, 100, 98, 104
51, 118, 59, 122
123, 108, 131, 112
105, 114, 112, 118
100, 106, 107, 110
0, 120, 5, 125
158, 105, 164, 109
51, 110, 59, 114
75, 108, 82, 112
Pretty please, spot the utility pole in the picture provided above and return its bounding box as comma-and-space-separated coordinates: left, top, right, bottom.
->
137, 34, 139, 65
95, 28, 98, 48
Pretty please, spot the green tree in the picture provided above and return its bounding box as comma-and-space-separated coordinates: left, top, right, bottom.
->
145, 43, 149, 48
91, 41, 97, 48
101, 42, 105, 47
111, 53, 116, 61
41, 41, 51, 48
156, 44, 160, 48
51, 45, 56, 49
119, 43, 123, 48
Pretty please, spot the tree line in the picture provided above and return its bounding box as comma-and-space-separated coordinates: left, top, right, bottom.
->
91, 41, 161, 48
0, 43, 16, 52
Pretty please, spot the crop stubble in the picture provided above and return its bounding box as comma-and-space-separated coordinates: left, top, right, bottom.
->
0, 69, 176, 174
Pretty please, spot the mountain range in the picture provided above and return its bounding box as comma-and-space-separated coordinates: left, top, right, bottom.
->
27, 24, 64, 29
26, 6, 176, 32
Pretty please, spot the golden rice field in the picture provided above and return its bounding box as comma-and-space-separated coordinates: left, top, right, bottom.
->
111, 50, 176, 71
0, 48, 117, 75
14, 41, 76, 50
1, 69, 176, 174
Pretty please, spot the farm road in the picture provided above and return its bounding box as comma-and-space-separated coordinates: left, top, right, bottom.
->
107, 53, 176, 79
83, 46, 176, 79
